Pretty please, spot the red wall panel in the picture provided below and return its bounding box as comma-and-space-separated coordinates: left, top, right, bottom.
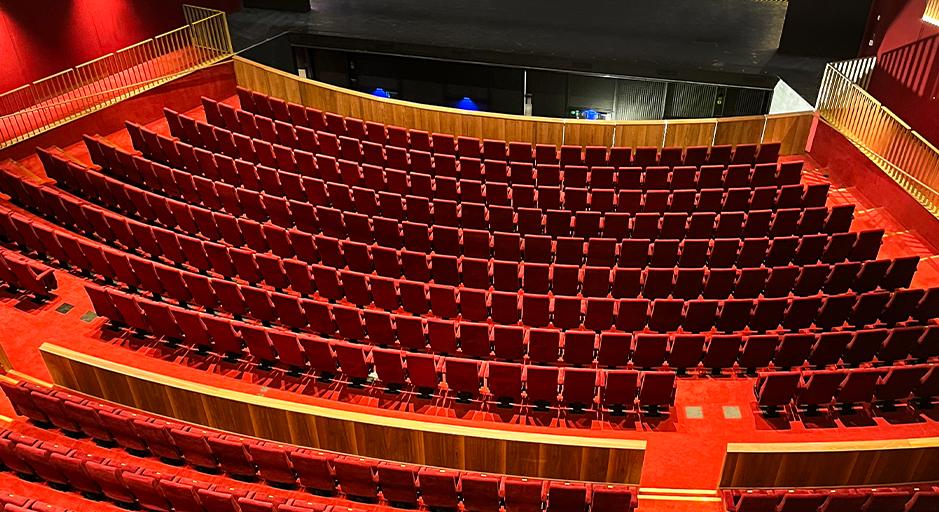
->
856, 0, 939, 145
0, 0, 239, 94
867, 33, 939, 146
861, 0, 938, 56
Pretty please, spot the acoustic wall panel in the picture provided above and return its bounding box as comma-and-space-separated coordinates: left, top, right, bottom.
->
614, 79, 667, 120
665, 82, 718, 119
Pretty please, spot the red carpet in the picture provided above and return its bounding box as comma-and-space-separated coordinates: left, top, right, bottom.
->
1, 100, 938, 512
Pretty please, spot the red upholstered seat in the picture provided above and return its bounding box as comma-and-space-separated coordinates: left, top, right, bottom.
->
461, 473, 503, 512
376, 462, 419, 506
247, 443, 296, 485
755, 372, 800, 410
503, 477, 546, 512
207, 436, 256, 478
487, 362, 523, 404
289, 450, 336, 493
418, 467, 460, 509
334, 456, 379, 501
733, 492, 778, 512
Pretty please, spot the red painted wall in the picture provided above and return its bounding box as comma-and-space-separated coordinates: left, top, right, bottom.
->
861, 0, 938, 56
856, 0, 939, 145
867, 32, 939, 145
0, 0, 240, 94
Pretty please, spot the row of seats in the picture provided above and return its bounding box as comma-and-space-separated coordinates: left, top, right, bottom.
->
34, 167, 878, 272
0, 247, 56, 297
4, 166, 889, 297
724, 488, 939, 512
0, 492, 69, 512
188, 102, 792, 189
129, 118, 799, 220
2, 379, 639, 511
2, 186, 929, 337
0, 424, 366, 512
87, 282, 939, 372
755, 365, 939, 411
122, 125, 828, 216
18, 171, 900, 303
53, 211, 934, 332
231, 87, 781, 167
88, 283, 678, 408
269, 243, 912, 300
0, 187, 904, 328
35, 150, 871, 270
52, 146, 850, 245
188, 244, 915, 301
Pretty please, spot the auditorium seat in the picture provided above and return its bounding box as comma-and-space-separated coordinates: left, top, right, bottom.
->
0, 378, 650, 511
503, 477, 546, 512
637, 372, 675, 413
755, 372, 800, 414
723, 487, 939, 512
418, 467, 460, 509
731, 492, 778, 512
460, 473, 503, 512
0, 249, 57, 297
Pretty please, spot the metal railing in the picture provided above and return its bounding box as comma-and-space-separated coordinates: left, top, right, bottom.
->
0, 5, 233, 150
926, 0, 939, 25
817, 57, 939, 216
829, 56, 876, 90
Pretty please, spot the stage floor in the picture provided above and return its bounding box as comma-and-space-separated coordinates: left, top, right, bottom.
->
227, 0, 829, 101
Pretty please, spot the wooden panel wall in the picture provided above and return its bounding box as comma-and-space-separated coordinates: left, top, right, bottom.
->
563, 121, 615, 147
763, 113, 815, 155
664, 119, 718, 147
613, 122, 667, 148
40, 343, 645, 484
232, 57, 814, 155
0, 342, 11, 372
714, 116, 766, 146
720, 439, 939, 488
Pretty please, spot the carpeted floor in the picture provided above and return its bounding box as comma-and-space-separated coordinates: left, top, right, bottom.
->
1, 101, 938, 511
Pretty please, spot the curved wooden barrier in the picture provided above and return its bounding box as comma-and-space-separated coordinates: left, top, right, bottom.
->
39, 343, 645, 484
0, 342, 10, 372
232, 57, 814, 155
720, 437, 939, 488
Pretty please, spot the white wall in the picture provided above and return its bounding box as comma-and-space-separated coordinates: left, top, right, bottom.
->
770, 79, 814, 114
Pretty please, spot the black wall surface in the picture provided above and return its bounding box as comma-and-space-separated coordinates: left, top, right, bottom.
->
281, 43, 774, 120
242, 0, 310, 12
240, 33, 296, 73
310, 49, 525, 114
234, 32, 775, 120
779, 0, 875, 57
228, 0, 830, 100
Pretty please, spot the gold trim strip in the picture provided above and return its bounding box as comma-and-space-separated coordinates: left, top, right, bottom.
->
39, 342, 647, 451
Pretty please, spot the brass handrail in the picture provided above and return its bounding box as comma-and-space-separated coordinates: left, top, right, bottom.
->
0, 66, 221, 120
926, 0, 939, 24
0, 5, 233, 150
817, 57, 939, 216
